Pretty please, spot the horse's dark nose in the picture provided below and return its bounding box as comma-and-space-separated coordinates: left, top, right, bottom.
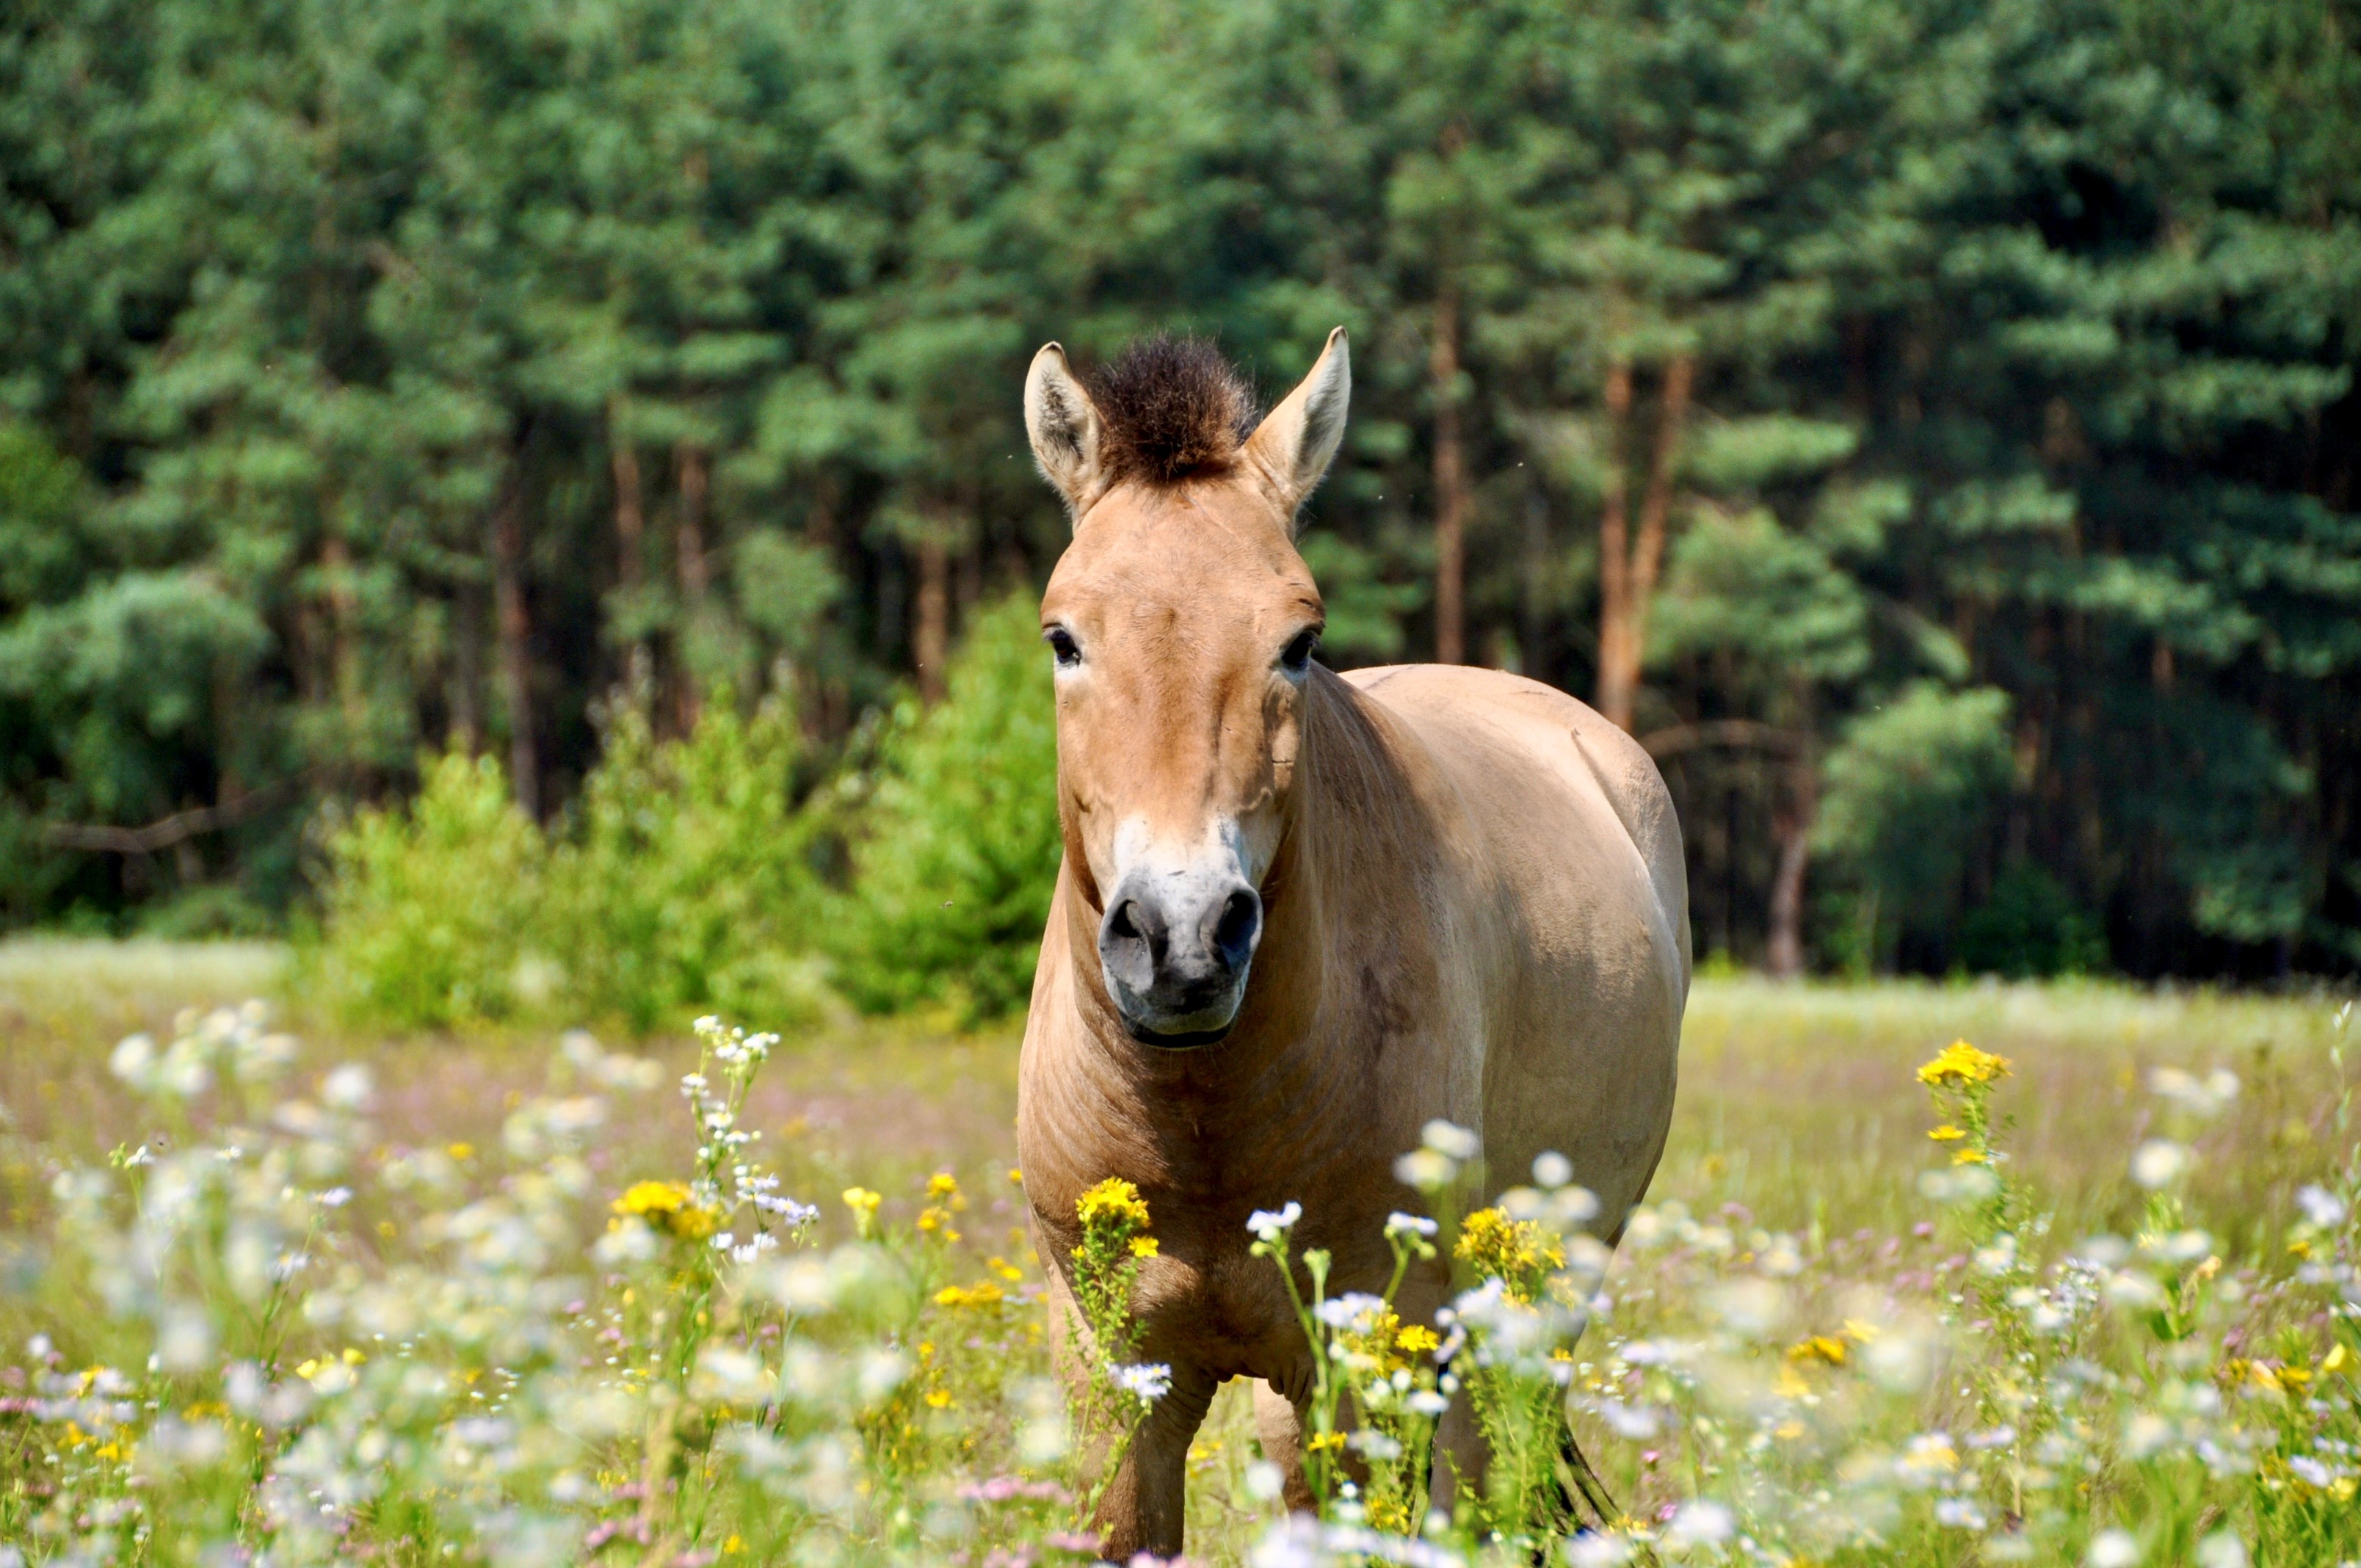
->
1098, 872, 1262, 1045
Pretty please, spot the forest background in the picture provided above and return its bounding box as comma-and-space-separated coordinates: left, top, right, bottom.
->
4, 0, 2360, 1018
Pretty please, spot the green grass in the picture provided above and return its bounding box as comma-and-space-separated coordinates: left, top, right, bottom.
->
0, 943, 2354, 1565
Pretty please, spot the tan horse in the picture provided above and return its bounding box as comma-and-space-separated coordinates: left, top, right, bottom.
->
1015, 330, 1689, 1558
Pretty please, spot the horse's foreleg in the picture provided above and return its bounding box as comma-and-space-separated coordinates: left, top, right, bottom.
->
1094, 1361, 1218, 1559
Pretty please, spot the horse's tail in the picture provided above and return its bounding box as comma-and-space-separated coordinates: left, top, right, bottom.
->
1553, 1419, 1620, 1533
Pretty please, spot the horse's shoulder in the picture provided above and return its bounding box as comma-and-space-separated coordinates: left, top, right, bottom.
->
1338, 663, 1686, 922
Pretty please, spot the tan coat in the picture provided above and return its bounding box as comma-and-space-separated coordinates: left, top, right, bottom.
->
1014, 330, 1689, 1556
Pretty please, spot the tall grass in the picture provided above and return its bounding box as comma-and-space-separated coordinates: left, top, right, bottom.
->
1, 986, 2354, 1565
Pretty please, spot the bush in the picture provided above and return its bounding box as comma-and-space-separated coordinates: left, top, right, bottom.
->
1957, 865, 2108, 979
308, 697, 826, 1034
1814, 682, 2013, 969
547, 695, 827, 1033
830, 593, 1062, 1023
305, 751, 548, 1029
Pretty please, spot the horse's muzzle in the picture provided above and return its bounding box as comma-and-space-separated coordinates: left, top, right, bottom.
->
1096, 870, 1262, 1048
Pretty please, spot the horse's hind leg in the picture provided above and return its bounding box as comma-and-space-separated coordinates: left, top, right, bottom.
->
1252, 1373, 1319, 1514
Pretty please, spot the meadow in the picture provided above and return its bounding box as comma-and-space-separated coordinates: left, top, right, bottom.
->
0, 940, 2354, 1565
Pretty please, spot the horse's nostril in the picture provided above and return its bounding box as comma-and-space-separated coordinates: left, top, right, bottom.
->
1109, 902, 1142, 942
1214, 890, 1260, 962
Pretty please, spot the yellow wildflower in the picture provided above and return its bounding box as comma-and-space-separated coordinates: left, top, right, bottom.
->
987, 1255, 1025, 1282
933, 1282, 1006, 1310
1952, 1148, 1989, 1166
1364, 1494, 1415, 1534
1917, 1040, 2013, 1087
925, 1388, 953, 1409
843, 1186, 882, 1239
447, 1142, 474, 1161
1456, 1207, 1564, 1300
1130, 1235, 1160, 1258
1788, 1335, 1848, 1367
1077, 1177, 1150, 1229
1305, 1430, 1347, 1452
2324, 1343, 2351, 1374
1396, 1324, 1442, 1356
1927, 1125, 1967, 1142
612, 1180, 719, 1240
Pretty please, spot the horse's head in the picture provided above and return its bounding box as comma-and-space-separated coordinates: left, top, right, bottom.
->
1023, 330, 1350, 1047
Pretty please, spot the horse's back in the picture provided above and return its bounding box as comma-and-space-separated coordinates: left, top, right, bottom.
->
1342, 664, 1688, 1223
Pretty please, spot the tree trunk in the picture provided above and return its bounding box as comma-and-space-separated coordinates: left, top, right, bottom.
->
488, 468, 538, 817
675, 440, 711, 730
1430, 277, 1468, 666
450, 584, 482, 752
1593, 357, 1635, 726
913, 523, 950, 705
319, 531, 363, 749
1626, 351, 1692, 681
1597, 355, 1693, 733
609, 397, 650, 694
1765, 678, 1816, 980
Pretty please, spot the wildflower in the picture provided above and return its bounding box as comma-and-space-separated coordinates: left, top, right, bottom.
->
934, 1282, 1006, 1310
1076, 1177, 1150, 1229
1531, 1150, 1574, 1188
1454, 1207, 1563, 1300
1787, 1335, 1847, 1367
926, 1171, 965, 1208
1421, 1119, 1480, 1161
1953, 1148, 1989, 1165
1393, 1149, 1458, 1191
841, 1186, 882, 1238
2087, 1529, 2141, 1567
1917, 1040, 2012, 1086
1129, 1235, 1159, 1258
612, 1181, 719, 1240
1247, 1202, 1302, 1243
1384, 1211, 1440, 1239
1110, 1362, 1172, 1404
2130, 1139, 2188, 1189
1927, 1125, 1967, 1142
1396, 1324, 1441, 1357
2295, 1183, 2347, 1228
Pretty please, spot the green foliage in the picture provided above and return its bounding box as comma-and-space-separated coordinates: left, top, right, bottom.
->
548, 694, 827, 1034
2, 0, 2358, 976
831, 595, 1062, 1023
1959, 866, 2109, 979
309, 697, 824, 1034
306, 752, 548, 1031
1815, 684, 2015, 959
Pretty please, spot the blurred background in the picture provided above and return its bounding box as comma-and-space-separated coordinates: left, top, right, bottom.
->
3, 0, 2357, 1028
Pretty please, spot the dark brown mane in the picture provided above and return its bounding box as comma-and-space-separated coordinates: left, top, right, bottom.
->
1087, 336, 1260, 487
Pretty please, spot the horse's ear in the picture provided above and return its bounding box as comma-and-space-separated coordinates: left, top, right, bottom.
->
1243, 327, 1350, 529
1024, 343, 1109, 520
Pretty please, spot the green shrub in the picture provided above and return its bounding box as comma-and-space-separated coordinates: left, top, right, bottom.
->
308, 697, 826, 1035
830, 593, 1062, 1023
547, 694, 827, 1033
305, 751, 548, 1029
1814, 682, 2013, 969
1957, 865, 2108, 978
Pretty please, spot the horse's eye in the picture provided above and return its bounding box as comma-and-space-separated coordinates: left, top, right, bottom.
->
1045, 627, 1082, 669
1280, 628, 1320, 675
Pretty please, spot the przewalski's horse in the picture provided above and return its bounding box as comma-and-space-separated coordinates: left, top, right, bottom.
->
1015, 330, 1689, 1557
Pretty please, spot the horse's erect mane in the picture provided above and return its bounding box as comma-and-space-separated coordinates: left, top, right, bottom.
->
1087, 335, 1261, 487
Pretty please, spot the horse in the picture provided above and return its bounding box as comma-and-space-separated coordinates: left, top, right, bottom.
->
1013, 328, 1689, 1558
